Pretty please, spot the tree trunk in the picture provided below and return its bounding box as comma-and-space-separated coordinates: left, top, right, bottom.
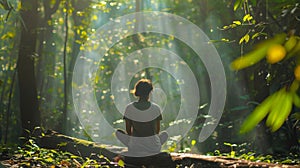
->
17, 0, 40, 132
65, 0, 91, 135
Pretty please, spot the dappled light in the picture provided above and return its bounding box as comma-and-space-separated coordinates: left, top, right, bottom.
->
0, 0, 299, 167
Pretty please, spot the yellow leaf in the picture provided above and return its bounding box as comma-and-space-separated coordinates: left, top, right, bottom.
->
243, 14, 253, 22
92, 15, 98, 21
252, 32, 260, 39
80, 45, 85, 50
58, 17, 64, 24
76, 11, 84, 16
248, 16, 253, 21
234, 0, 242, 11
244, 34, 250, 43
191, 140, 196, 146
118, 159, 125, 167
47, 20, 52, 26
50, 0, 56, 5
230, 151, 235, 157
1, 35, 6, 40
95, 75, 99, 84
239, 34, 250, 44
239, 36, 245, 44
81, 31, 87, 36
233, 20, 241, 25
99, 1, 107, 6
45, 157, 54, 163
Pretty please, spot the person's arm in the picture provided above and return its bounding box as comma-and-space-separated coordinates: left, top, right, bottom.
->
125, 119, 132, 135
156, 107, 162, 134
156, 120, 160, 134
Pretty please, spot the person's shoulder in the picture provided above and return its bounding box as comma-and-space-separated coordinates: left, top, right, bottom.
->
125, 102, 135, 110
127, 102, 135, 107
150, 102, 162, 119
150, 102, 161, 110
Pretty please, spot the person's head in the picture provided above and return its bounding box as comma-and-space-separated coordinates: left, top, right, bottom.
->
133, 79, 153, 99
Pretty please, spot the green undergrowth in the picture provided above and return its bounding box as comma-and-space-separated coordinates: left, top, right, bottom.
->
1, 139, 300, 167
206, 142, 300, 165
0, 139, 121, 168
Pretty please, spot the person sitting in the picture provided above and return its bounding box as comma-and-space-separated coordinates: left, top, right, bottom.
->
115, 79, 168, 157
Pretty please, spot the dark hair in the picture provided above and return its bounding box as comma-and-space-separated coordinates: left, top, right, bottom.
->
133, 79, 153, 97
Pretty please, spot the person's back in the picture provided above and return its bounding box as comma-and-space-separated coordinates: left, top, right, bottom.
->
124, 102, 162, 137
115, 79, 168, 156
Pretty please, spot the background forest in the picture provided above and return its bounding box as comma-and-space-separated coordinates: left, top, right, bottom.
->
0, 0, 299, 160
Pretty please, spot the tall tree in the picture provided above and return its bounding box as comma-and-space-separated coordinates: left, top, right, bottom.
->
68, 0, 91, 75
17, 0, 40, 132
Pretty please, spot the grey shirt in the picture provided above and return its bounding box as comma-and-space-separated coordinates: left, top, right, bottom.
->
123, 102, 162, 137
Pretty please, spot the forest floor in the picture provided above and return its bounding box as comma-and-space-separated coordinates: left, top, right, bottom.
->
1, 150, 300, 168
0, 130, 299, 167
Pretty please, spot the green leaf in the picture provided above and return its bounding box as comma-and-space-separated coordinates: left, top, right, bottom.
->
199, 103, 208, 109
214, 150, 221, 156
224, 142, 237, 147
118, 159, 125, 167
251, 32, 260, 39
250, 0, 257, 6
230, 151, 235, 157
50, 149, 58, 155
71, 155, 80, 159
234, 0, 242, 11
239, 95, 250, 100
224, 142, 232, 146
24, 129, 31, 134
28, 139, 34, 145
45, 157, 54, 163
1, 32, 15, 40
230, 106, 249, 111
58, 142, 68, 147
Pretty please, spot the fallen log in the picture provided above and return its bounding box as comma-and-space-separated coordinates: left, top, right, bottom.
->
38, 130, 175, 167
37, 130, 299, 168
38, 130, 126, 160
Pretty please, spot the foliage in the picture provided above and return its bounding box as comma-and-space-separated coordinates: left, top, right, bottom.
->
240, 81, 299, 133
227, 0, 300, 136
0, 139, 121, 167
207, 142, 300, 165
